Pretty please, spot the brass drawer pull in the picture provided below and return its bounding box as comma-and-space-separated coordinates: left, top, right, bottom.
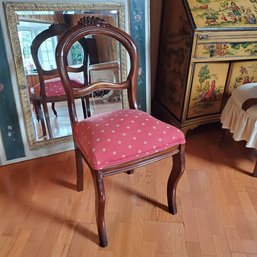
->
199, 35, 208, 40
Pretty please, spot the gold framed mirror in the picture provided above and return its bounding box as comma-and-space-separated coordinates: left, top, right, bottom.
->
5, 2, 127, 149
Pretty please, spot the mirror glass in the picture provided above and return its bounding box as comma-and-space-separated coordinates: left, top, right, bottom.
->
5, 2, 127, 149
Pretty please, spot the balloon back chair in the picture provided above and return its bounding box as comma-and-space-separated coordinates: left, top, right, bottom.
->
220, 82, 257, 177
31, 23, 90, 138
56, 17, 186, 247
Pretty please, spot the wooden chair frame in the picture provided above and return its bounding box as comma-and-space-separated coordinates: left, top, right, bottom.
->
56, 17, 186, 247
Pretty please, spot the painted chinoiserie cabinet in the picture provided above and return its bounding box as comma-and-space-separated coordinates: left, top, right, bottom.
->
152, 0, 257, 133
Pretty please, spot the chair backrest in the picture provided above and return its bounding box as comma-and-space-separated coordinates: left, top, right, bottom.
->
56, 17, 139, 126
31, 23, 89, 97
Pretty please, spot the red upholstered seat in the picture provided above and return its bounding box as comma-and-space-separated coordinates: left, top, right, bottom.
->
34, 77, 83, 97
74, 109, 185, 170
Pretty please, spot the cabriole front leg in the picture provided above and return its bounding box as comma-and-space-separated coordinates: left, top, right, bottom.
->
93, 170, 108, 247
167, 144, 185, 214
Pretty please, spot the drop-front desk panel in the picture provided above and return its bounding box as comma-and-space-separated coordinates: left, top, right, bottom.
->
153, 0, 257, 133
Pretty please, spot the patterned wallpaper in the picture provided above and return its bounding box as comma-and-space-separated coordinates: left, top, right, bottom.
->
0, 21, 25, 161
130, 0, 147, 111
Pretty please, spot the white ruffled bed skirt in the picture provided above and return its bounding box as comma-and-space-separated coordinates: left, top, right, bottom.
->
220, 97, 257, 149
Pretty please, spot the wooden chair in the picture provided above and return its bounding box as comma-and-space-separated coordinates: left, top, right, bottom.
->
31, 23, 90, 138
56, 17, 186, 247
220, 83, 257, 177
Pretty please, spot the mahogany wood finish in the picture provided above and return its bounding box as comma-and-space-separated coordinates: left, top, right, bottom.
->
254, 159, 257, 177
126, 170, 134, 175
242, 98, 257, 111
56, 16, 186, 247
31, 23, 90, 138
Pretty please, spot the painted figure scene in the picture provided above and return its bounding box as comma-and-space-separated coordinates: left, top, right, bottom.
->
193, 65, 222, 105
197, 42, 257, 58
188, 63, 230, 118
188, 0, 257, 27
229, 62, 257, 90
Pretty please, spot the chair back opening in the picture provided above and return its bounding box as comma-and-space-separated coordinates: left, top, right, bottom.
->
56, 17, 139, 126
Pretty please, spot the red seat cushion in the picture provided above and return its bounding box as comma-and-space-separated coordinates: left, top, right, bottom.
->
34, 77, 83, 97
73, 109, 185, 170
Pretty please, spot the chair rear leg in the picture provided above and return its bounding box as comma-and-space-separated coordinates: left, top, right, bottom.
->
92, 170, 108, 247
32, 98, 40, 122
75, 147, 84, 191
37, 101, 47, 137
42, 102, 53, 138
81, 98, 87, 119
220, 128, 230, 147
51, 102, 57, 116
167, 144, 185, 214
253, 159, 257, 177
81, 96, 91, 119
85, 96, 91, 118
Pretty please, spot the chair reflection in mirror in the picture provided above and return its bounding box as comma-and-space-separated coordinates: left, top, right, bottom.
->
220, 82, 257, 177
30, 23, 90, 139
86, 34, 121, 106
89, 61, 121, 110
56, 16, 186, 247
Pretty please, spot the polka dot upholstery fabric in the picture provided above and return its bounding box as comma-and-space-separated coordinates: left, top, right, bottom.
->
73, 109, 186, 170
34, 77, 83, 97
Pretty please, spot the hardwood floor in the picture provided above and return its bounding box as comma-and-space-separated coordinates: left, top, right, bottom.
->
0, 125, 257, 257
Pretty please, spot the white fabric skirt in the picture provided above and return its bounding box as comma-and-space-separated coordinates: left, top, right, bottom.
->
220, 83, 257, 149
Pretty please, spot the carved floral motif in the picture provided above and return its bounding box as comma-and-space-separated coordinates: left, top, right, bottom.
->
79, 16, 110, 27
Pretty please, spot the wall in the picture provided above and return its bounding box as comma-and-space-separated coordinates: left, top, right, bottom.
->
0, 24, 25, 161
0, 0, 158, 165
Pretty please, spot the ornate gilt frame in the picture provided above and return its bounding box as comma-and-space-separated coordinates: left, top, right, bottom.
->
4, 1, 127, 149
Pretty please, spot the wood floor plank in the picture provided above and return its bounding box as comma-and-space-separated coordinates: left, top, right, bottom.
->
6, 230, 31, 257
186, 242, 203, 257
232, 253, 257, 257
181, 192, 199, 242
155, 222, 187, 256
141, 241, 157, 257
19, 241, 41, 257
213, 235, 232, 257
66, 222, 95, 257
0, 236, 15, 257
50, 221, 76, 257
194, 208, 217, 256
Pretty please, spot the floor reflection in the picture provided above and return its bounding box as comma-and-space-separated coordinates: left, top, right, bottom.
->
32, 94, 122, 141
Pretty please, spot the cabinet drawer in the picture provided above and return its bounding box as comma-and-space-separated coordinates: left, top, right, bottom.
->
193, 32, 257, 61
